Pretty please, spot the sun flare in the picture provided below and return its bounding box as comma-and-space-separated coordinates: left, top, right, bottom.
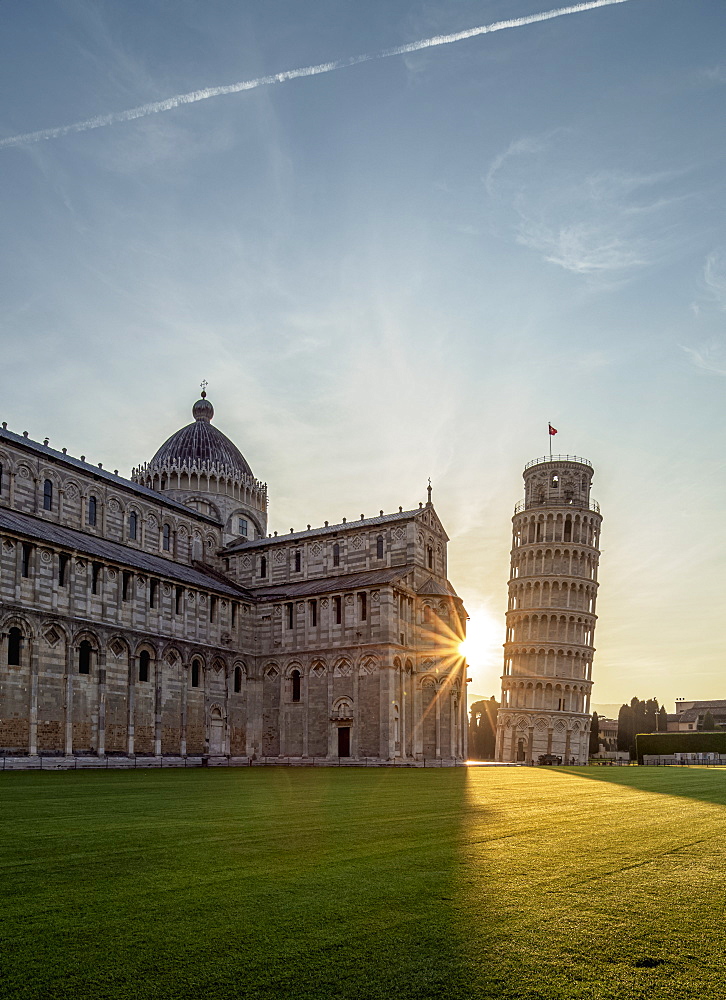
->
457, 603, 504, 692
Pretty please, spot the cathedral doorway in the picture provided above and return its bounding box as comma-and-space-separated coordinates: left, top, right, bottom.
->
209, 706, 225, 755
516, 738, 526, 762
337, 726, 351, 758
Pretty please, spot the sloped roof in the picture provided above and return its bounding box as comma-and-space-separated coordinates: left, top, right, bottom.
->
0, 426, 220, 525
224, 507, 423, 553
676, 702, 726, 722
0, 508, 248, 598
249, 567, 409, 600
416, 576, 458, 597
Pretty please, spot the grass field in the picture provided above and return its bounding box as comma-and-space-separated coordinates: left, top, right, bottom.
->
1, 766, 725, 999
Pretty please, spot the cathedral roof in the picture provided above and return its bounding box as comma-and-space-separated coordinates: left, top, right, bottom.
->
223, 507, 424, 553
416, 576, 459, 597
0, 425, 220, 525
148, 393, 253, 480
0, 507, 248, 599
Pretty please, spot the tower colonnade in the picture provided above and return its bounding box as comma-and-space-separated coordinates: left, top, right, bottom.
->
496, 455, 602, 765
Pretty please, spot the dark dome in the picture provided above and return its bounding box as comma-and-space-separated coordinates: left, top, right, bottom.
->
149, 394, 253, 479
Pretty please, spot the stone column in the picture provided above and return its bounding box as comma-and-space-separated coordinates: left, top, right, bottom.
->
97, 647, 106, 757
327, 664, 335, 757
224, 666, 231, 756
400, 663, 407, 759
154, 654, 162, 756
351, 660, 359, 759
302, 668, 309, 758
435, 682, 441, 758
28, 638, 38, 756
180, 661, 187, 756
127, 653, 135, 756
64, 642, 73, 756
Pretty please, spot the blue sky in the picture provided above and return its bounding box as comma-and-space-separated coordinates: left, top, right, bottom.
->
1, 0, 725, 709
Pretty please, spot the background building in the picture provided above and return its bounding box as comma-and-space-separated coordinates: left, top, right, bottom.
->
0, 394, 467, 763
495, 455, 602, 764
667, 700, 726, 732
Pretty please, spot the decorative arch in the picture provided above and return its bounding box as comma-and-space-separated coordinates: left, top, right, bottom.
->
1, 614, 33, 639
332, 696, 353, 719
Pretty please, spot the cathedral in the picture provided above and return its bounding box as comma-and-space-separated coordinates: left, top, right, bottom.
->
0, 392, 468, 763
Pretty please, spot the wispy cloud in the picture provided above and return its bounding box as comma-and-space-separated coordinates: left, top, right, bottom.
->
698, 66, 726, 86
0, 0, 635, 150
681, 341, 726, 377
703, 250, 726, 309
516, 219, 648, 275
484, 134, 557, 196
487, 136, 686, 282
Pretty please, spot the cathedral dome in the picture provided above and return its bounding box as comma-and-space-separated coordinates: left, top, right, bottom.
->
149, 393, 253, 479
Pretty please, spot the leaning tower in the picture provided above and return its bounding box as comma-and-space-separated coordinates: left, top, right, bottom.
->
495, 455, 602, 765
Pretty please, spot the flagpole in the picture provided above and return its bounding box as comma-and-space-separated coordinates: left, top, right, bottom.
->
548, 422, 552, 460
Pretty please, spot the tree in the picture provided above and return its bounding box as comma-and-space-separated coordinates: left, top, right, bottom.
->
644, 698, 659, 735
617, 703, 633, 752
589, 712, 600, 756
702, 711, 717, 731
617, 696, 666, 758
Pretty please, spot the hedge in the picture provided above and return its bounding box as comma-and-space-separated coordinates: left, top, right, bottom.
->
635, 730, 726, 762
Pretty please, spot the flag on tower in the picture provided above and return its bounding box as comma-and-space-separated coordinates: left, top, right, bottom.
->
549, 423, 558, 436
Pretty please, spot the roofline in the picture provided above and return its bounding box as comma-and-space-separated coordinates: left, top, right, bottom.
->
247, 567, 411, 600
0, 508, 248, 599
0, 426, 221, 526
223, 506, 434, 552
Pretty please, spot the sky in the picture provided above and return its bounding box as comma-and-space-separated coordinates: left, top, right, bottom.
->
1, 0, 725, 712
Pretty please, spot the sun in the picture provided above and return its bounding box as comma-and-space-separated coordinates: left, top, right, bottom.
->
457, 603, 504, 690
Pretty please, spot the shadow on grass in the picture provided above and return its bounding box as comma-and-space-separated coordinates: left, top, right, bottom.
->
0, 768, 491, 1000
551, 765, 726, 806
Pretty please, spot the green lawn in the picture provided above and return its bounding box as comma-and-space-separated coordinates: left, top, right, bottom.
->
1, 766, 725, 999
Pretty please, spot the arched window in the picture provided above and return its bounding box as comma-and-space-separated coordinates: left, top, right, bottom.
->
427, 546, 433, 569
423, 605, 432, 623
128, 511, 138, 540
333, 543, 340, 567
259, 556, 267, 577
7, 627, 22, 666
191, 658, 201, 688
376, 535, 384, 559
291, 670, 301, 702
43, 478, 53, 510
162, 524, 171, 551
87, 496, 97, 526
294, 550, 301, 573
78, 640, 92, 674
234, 666, 242, 693
139, 650, 150, 683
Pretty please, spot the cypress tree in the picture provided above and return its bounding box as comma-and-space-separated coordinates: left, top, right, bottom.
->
589, 712, 600, 755
658, 705, 669, 731
702, 710, 717, 731
644, 698, 659, 734
617, 703, 633, 752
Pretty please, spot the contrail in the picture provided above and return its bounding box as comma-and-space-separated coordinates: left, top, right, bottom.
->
0, 0, 634, 150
